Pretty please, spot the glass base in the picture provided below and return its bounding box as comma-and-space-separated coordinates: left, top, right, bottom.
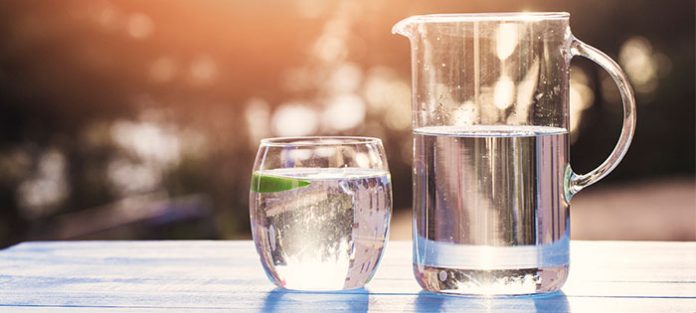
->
414, 264, 568, 296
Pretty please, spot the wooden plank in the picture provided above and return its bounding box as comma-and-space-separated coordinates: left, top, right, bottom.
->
0, 241, 694, 312
0, 294, 695, 313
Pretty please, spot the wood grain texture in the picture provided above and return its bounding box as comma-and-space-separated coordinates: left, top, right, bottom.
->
0, 241, 694, 312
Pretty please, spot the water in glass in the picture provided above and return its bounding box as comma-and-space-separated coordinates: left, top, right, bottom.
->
251, 167, 391, 290
413, 125, 570, 294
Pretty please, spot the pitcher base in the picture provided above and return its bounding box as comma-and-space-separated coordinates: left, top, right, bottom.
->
415, 264, 568, 296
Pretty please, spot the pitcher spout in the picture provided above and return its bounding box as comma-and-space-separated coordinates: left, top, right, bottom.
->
391, 16, 419, 38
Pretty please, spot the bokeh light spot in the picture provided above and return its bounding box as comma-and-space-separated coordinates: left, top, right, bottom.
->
619, 36, 664, 95
322, 94, 366, 131
245, 98, 271, 146
127, 13, 154, 39
272, 103, 319, 136
107, 157, 162, 195
189, 55, 218, 84
149, 57, 178, 83
111, 118, 181, 166
16, 150, 69, 218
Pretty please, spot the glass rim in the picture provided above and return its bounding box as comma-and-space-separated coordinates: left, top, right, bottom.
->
260, 136, 383, 147
402, 12, 570, 23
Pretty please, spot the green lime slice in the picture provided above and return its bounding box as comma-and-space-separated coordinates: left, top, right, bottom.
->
250, 172, 311, 193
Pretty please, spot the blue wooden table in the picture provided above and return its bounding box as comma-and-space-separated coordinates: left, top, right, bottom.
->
0, 241, 694, 312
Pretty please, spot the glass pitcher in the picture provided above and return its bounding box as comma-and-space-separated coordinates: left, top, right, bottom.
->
393, 12, 636, 295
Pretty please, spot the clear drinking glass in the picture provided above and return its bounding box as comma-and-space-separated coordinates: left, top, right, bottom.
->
250, 137, 392, 291
393, 13, 636, 295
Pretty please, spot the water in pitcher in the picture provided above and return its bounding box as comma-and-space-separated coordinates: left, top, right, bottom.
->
250, 168, 392, 290
413, 125, 570, 295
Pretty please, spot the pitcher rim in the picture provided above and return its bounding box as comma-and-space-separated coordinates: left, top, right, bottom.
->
398, 12, 569, 23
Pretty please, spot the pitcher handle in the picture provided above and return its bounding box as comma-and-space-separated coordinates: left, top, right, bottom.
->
566, 38, 637, 198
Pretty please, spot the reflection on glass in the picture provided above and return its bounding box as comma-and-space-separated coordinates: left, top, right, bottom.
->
496, 23, 519, 60
493, 74, 515, 110
569, 66, 594, 141
414, 290, 569, 312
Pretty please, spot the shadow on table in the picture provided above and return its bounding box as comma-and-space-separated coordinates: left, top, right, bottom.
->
262, 288, 369, 312
414, 290, 569, 313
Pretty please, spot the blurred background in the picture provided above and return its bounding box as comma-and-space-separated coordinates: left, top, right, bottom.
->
0, 0, 693, 247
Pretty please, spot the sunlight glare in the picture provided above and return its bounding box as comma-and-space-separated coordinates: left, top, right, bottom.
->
493, 75, 515, 110
496, 24, 519, 60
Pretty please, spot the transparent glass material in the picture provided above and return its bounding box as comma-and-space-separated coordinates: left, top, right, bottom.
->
250, 137, 392, 290
394, 13, 636, 295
